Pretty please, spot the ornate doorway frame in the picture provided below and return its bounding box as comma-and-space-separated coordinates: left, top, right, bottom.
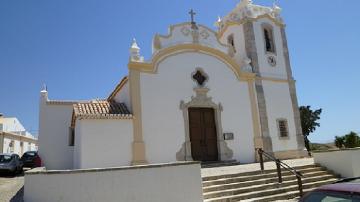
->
177, 87, 233, 161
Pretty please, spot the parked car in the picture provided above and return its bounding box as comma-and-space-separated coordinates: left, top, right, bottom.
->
0, 153, 23, 174
21, 151, 41, 168
300, 177, 360, 202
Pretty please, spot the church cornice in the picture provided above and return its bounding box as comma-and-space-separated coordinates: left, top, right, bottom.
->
128, 43, 256, 81
152, 22, 230, 55
218, 14, 285, 39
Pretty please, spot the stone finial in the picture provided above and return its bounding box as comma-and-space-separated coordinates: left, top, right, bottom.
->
272, 3, 282, 15
214, 16, 222, 28
130, 38, 143, 62
40, 84, 48, 101
41, 83, 47, 92
237, 0, 253, 8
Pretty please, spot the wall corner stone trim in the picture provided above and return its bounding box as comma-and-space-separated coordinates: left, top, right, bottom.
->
244, 21, 273, 153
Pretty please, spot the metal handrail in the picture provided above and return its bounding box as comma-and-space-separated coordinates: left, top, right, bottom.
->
257, 148, 304, 197
260, 149, 303, 177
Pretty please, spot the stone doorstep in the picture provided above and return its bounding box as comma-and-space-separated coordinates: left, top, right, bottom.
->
203, 178, 337, 202
202, 170, 328, 187
202, 164, 317, 180
203, 174, 335, 195
202, 165, 322, 182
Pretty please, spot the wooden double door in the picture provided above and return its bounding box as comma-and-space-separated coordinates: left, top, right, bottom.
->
189, 108, 218, 162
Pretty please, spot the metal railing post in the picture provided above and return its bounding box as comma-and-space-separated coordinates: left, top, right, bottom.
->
258, 148, 264, 171
296, 172, 303, 197
276, 159, 282, 183
256, 149, 303, 196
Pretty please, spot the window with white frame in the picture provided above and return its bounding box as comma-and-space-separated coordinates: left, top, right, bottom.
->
277, 119, 289, 138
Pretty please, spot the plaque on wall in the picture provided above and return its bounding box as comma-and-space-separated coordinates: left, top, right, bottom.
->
223, 133, 234, 140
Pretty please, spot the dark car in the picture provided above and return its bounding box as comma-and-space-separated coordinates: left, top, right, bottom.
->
21, 151, 40, 168
300, 177, 360, 202
0, 153, 23, 174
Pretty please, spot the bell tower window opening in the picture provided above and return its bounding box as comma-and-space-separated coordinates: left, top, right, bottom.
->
227, 34, 236, 53
263, 27, 275, 53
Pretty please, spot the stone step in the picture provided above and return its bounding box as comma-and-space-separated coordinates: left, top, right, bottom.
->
203, 169, 328, 187
203, 178, 337, 202
202, 164, 318, 181
203, 174, 335, 195
241, 188, 314, 202
201, 160, 240, 168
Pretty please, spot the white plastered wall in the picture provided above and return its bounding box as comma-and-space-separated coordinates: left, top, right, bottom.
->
24, 162, 203, 202
73, 119, 133, 169
38, 100, 74, 170
262, 81, 298, 152
140, 52, 255, 164
219, 25, 247, 66
3, 138, 20, 154
0, 118, 26, 134
2, 137, 37, 155
314, 149, 360, 178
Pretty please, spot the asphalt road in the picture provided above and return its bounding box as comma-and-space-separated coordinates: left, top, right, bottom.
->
0, 172, 24, 202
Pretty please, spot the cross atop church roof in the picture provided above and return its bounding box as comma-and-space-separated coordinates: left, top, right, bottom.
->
189, 9, 196, 23
189, 9, 198, 30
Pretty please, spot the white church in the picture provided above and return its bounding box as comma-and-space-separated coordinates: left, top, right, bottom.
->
38, 0, 307, 170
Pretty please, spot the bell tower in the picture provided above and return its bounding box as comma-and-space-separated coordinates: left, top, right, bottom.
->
217, 0, 307, 158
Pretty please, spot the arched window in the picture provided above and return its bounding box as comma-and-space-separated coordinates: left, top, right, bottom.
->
263, 27, 275, 53
227, 34, 236, 53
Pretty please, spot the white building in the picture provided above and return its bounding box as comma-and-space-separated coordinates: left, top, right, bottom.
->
39, 0, 307, 170
0, 114, 38, 155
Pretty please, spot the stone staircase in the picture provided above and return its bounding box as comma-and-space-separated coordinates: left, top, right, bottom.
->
202, 164, 339, 202
202, 160, 241, 168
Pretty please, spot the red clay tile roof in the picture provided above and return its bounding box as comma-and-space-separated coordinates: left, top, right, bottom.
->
73, 100, 131, 117
71, 100, 132, 127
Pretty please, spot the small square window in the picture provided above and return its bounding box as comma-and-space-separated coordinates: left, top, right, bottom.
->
277, 119, 289, 138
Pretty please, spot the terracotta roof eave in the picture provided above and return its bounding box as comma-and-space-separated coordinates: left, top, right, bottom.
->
76, 114, 133, 120
47, 100, 89, 105
107, 76, 129, 101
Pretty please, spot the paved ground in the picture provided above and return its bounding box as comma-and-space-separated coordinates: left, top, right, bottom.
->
0, 173, 24, 202
201, 157, 314, 177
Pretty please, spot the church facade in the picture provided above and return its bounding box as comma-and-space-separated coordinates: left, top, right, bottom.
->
38, 0, 307, 170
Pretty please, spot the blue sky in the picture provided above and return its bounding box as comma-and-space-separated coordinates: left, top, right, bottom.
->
0, 0, 359, 143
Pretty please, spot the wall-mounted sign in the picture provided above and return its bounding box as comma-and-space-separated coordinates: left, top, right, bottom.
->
223, 132, 234, 140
